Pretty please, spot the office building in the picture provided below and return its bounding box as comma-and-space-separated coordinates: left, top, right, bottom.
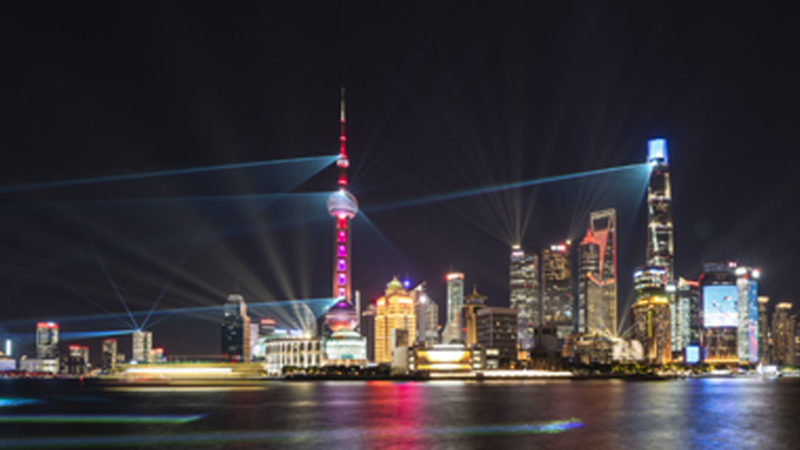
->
736, 266, 760, 364
132, 330, 153, 363
578, 209, 617, 335
700, 261, 738, 363
102, 339, 117, 372
772, 302, 795, 367
374, 277, 416, 363
462, 285, 487, 347
221, 293, 251, 362
413, 282, 439, 346
362, 303, 376, 361
509, 245, 539, 350
66, 345, 89, 375
542, 241, 573, 338
631, 267, 671, 364
36, 322, 59, 359
442, 272, 464, 344
757, 296, 770, 364
476, 307, 518, 368
677, 278, 701, 350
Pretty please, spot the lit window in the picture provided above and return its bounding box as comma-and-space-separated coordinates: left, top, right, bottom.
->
338, 288, 346, 298
338, 273, 346, 286
337, 259, 347, 272
337, 245, 347, 257
337, 230, 347, 243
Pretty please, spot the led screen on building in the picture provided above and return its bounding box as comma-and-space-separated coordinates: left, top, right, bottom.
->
703, 285, 738, 328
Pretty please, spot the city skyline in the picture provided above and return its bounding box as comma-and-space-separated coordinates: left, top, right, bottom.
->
0, 2, 798, 359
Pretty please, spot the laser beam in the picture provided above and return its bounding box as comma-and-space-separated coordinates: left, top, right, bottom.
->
368, 163, 649, 211
0, 155, 337, 194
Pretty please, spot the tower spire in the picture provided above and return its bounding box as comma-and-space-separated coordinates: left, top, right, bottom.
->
337, 87, 349, 188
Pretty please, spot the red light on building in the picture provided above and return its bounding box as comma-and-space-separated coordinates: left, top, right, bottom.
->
36, 322, 58, 329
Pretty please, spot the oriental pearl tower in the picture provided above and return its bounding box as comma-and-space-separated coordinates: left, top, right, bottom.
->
324, 87, 359, 334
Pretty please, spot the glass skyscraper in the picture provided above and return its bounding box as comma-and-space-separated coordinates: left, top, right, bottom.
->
509, 245, 539, 350
578, 209, 617, 335
542, 242, 573, 338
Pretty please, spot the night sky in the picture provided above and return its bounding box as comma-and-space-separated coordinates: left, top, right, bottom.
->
1, 2, 798, 358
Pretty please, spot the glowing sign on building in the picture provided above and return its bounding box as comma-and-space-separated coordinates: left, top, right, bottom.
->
703, 285, 738, 328
685, 344, 701, 364
647, 138, 668, 165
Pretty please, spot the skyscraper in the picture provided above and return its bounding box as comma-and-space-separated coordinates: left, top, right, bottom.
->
677, 277, 700, 350
442, 272, 464, 344
757, 296, 770, 364
102, 339, 117, 373
221, 293, 251, 362
772, 302, 795, 367
542, 241, 573, 338
67, 345, 89, 375
413, 282, 439, 346
324, 88, 359, 335
631, 267, 671, 364
362, 304, 376, 362
645, 138, 677, 351
700, 261, 738, 363
374, 277, 416, 363
35, 322, 59, 359
646, 138, 674, 280
462, 285, 487, 347
132, 330, 153, 363
509, 245, 539, 350
736, 266, 760, 364
578, 209, 617, 335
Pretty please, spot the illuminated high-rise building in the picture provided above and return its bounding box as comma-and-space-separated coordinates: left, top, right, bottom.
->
578, 209, 617, 335
324, 88, 359, 335
542, 241, 573, 338
413, 282, 439, 346
102, 339, 117, 372
476, 307, 518, 368
631, 267, 671, 364
735, 266, 760, 364
374, 277, 416, 363
772, 302, 796, 367
442, 272, 464, 344
509, 245, 539, 350
132, 330, 153, 363
757, 296, 770, 364
35, 322, 59, 359
646, 138, 674, 279
462, 285, 487, 347
645, 138, 677, 352
66, 345, 89, 375
221, 293, 251, 362
677, 277, 700, 350
700, 261, 738, 363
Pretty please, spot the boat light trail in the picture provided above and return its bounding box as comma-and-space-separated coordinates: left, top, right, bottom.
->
0, 414, 205, 424
0, 418, 582, 447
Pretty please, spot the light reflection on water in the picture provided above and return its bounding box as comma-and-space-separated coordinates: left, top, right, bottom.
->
0, 378, 797, 448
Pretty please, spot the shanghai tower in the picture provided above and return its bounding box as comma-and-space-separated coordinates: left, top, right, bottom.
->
645, 138, 674, 280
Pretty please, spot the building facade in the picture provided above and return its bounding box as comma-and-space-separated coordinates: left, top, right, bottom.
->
413, 282, 439, 346
462, 286, 487, 347
542, 242, 573, 338
374, 277, 416, 363
36, 322, 59, 359
772, 302, 796, 367
442, 272, 464, 344
221, 293, 251, 362
631, 267, 671, 364
736, 266, 760, 364
700, 261, 738, 363
509, 245, 539, 350
476, 307, 518, 368
578, 209, 617, 335
677, 278, 701, 352
132, 330, 153, 363
102, 339, 117, 373
757, 296, 770, 364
